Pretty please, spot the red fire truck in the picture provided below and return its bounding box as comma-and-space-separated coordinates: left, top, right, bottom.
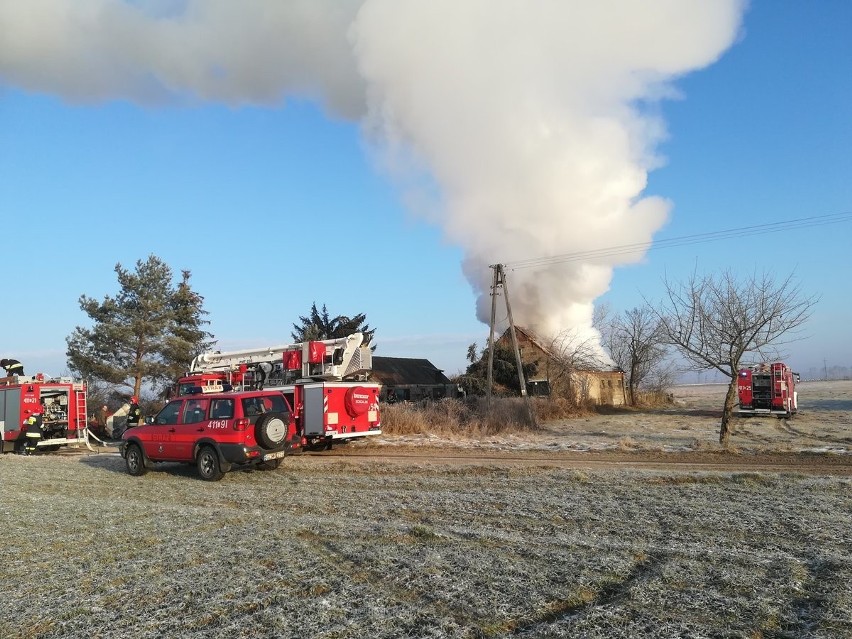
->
736, 362, 799, 418
0, 374, 90, 453
177, 332, 381, 450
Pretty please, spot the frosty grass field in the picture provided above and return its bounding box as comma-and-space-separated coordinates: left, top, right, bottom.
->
1, 381, 850, 638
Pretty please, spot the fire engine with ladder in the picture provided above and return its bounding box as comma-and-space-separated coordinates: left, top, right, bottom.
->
0, 374, 91, 453
736, 362, 799, 418
178, 332, 381, 450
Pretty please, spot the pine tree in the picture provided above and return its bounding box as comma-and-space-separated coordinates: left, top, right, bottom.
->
461, 343, 536, 395
291, 303, 375, 346
66, 256, 213, 398
162, 269, 215, 384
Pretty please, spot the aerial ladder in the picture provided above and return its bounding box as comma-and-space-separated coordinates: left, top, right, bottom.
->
188, 332, 372, 389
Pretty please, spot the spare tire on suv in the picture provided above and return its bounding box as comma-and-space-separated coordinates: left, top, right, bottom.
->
255, 412, 290, 449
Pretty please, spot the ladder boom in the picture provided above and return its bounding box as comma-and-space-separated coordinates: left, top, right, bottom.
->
190, 332, 371, 381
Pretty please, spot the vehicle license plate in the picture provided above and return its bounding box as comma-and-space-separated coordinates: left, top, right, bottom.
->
263, 450, 287, 461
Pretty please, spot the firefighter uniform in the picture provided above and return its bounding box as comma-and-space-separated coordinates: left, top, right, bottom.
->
1, 358, 24, 377
23, 413, 44, 455
126, 397, 142, 428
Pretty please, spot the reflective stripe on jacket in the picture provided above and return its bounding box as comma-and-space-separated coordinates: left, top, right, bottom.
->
24, 415, 43, 436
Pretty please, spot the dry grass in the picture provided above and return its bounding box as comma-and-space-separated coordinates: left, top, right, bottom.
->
381, 397, 590, 437
633, 390, 678, 408
1, 453, 851, 638
381, 392, 679, 443
373, 381, 852, 456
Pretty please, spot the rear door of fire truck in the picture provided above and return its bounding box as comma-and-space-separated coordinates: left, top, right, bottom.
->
300, 382, 380, 441
302, 384, 326, 439
0, 386, 22, 451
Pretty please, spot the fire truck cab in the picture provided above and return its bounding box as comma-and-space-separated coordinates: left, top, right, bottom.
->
737, 362, 799, 418
178, 332, 381, 450
0, 374, 89, 453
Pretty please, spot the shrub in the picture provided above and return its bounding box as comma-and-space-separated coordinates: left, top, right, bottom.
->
633, 390, 677, 408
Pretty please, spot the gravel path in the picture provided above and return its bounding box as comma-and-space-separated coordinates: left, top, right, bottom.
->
2, 451, 851, 638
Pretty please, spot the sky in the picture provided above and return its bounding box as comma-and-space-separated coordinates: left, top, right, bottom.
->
1, 0, 850, 382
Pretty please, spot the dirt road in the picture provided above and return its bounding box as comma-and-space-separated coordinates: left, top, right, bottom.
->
306, 446, 852, 474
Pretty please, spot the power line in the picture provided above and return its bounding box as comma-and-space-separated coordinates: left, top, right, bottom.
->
505, 211, 852, 271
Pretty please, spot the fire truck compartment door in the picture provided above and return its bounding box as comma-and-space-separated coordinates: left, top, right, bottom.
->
1, 388, 21, 434
303, 385, 325, 437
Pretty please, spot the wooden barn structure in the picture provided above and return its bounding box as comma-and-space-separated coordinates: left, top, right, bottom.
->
371, 356, 463, 403
497, 327, 626, 406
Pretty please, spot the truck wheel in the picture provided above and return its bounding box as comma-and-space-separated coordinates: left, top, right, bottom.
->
125, 444, 148, 476
255, 412, 289, 450
197, 446, 224, 481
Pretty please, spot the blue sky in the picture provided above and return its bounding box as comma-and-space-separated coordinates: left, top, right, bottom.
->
609, 0, 852, 379
1, 1, 850, 381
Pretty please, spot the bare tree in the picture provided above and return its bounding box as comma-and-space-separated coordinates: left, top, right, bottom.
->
600, 307, 669, 405
543, 328, 605, 402
642, 361, 680, 395
655, 269, 816, 446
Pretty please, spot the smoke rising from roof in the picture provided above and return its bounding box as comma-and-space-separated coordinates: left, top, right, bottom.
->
0, 0, 745, 342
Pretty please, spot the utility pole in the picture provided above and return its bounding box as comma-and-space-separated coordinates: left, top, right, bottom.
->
499, 265, 528, 400
486, 264, 536, 427
486, 266, 498, 406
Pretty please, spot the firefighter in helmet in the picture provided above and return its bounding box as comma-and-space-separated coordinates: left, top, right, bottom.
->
1, 358, 24, 378
126, 396, 142, 429
22, 412, 44, 455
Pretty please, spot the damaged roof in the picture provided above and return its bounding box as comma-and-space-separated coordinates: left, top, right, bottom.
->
371, 356, 452, 385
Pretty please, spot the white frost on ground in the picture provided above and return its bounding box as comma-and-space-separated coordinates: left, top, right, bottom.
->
1, 451, 851, 639
376, 380, 852, 455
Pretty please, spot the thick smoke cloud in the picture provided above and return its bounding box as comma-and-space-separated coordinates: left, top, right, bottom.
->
0, 0, 366, 113
0, 0, 745, 344
352, 0, 745, 344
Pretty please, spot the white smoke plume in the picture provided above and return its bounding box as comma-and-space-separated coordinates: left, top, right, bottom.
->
0, 0, 365, 113
0, 0, 745, 344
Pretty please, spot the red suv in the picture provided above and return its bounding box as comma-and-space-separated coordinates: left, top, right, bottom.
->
120, 389, 297, 481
